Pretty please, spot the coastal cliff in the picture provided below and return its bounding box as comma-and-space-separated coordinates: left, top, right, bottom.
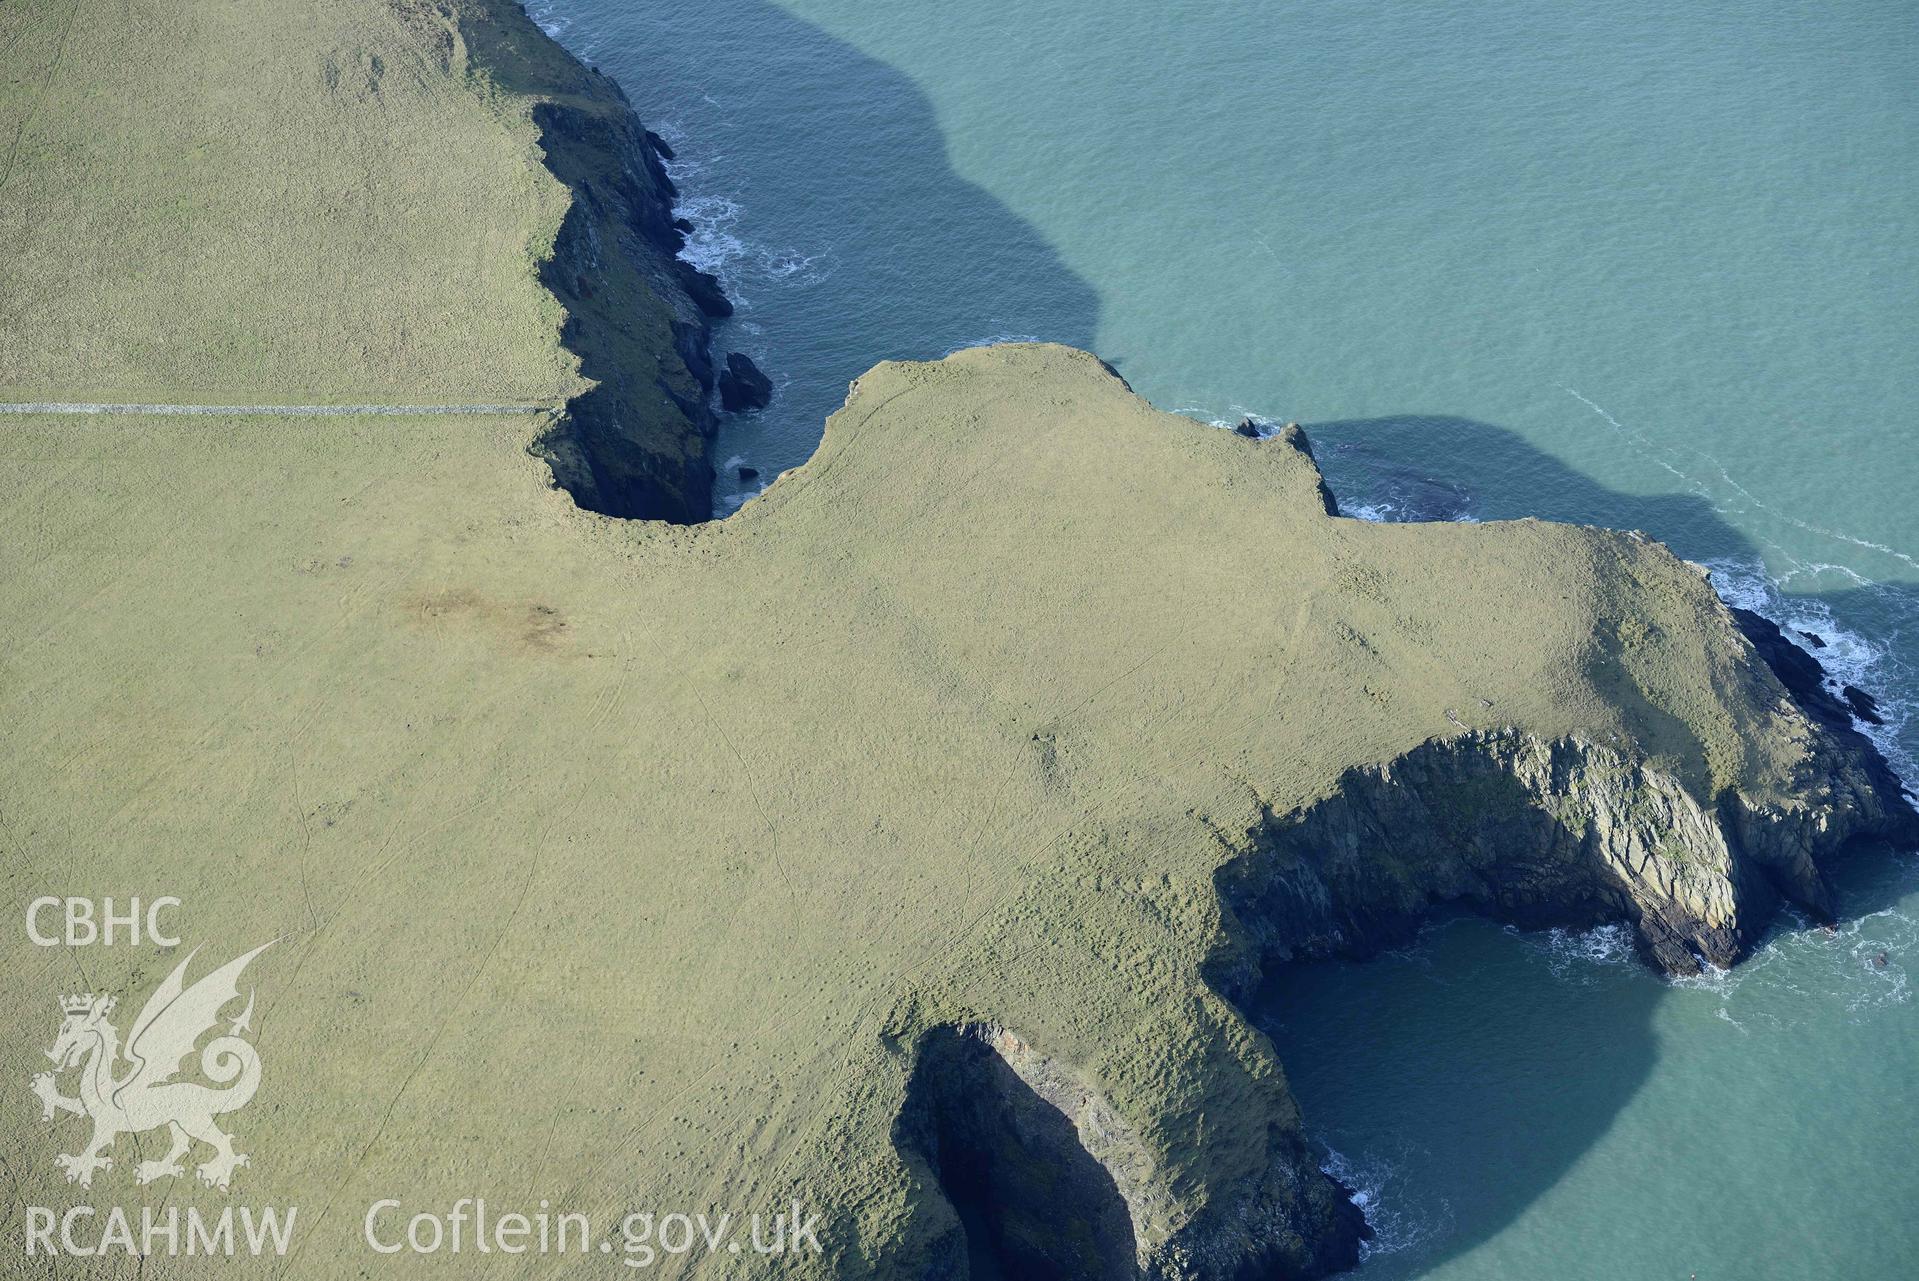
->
1217, 716, 1910, 983
5, 328, 1913, 1280
1185, 701, 1913, 1276
876, 411, 1916, 1281
4, 1, 1916, 1276
456, 1, 729, 522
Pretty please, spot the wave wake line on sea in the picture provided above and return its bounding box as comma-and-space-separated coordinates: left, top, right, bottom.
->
1559, 386, 1919, 578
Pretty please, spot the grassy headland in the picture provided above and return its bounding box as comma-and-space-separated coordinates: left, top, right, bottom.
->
1, 3, 1910, 1278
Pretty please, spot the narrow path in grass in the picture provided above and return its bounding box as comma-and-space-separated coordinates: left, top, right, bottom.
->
0, 402, 557, 416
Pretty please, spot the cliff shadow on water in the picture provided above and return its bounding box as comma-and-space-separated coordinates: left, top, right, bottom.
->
1307, 412, 1919, 774
1259, 413, 1917, 1279
518, 6, 1911, 1268
566, 0, 1101, 509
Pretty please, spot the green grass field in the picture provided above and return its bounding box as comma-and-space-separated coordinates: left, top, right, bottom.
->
0, 0, 578, 404
0, 1, 1878, 1276
0, 343, 1838, 1276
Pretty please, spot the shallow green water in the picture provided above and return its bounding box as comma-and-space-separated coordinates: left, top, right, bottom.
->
535, 1, 1918, 1274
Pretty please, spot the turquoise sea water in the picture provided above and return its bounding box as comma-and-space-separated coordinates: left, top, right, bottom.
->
533, 2, 1918, 1275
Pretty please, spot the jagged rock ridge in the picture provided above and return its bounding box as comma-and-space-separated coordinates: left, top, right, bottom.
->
455, 1, 732, 522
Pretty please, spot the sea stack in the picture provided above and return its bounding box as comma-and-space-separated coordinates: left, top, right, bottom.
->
719, 351, 775, 412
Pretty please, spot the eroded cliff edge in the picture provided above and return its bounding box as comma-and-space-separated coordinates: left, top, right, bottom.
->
5, 0, 1912, 1265
434, 16, 1919, 1268
456, 0, 729, 522
808, 358, 1917, 1281
6, 321, 1916, 1281
892, 544, 1915, 1280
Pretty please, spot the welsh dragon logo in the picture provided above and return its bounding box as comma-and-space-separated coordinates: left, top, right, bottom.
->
30, 942, 272, 1191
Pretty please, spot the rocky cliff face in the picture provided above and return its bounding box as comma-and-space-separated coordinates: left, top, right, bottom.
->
874, 412, 1917, 1281
530, 97, 728, 523
458, 1, 730, 523
10, 289, 1916, 1279
1216, 719, 1909, 983
761, 352, 1919, 1281
924, 640, 1914, 1281
873, 676, 1913, 1281
1155, 616, 1912, 1278
896, 1021, 1372, 1281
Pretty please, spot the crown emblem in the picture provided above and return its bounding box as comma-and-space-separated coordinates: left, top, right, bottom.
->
34, 943, 272, 1193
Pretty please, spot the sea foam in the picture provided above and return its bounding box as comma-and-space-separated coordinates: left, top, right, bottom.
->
1319, 1140, 1450, 1261
1706, 558, 1915, 788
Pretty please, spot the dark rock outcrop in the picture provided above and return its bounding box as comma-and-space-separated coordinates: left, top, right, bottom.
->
895, 1022, 1370, 1281
1844, 685, 1885, 725
1277, 423, 1342, 517
457, 2, 734, 523
1206, 612, 1913, 993
870, 566, 1915, 1281
1154, 611, 1917, 1273
719, 351, 774, 413
673, 260, 735, 319
1732, 608, 1905, 794
896, 1024, 1146, 1280
1212, 727, 1898, 981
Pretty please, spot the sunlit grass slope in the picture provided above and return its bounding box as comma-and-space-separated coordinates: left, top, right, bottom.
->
0, 0, 1897, 1275
0, 0, 578, 403
0, 344, 1857, 1277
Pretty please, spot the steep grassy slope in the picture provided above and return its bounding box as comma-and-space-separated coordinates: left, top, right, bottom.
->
1, 347, 1908, 1278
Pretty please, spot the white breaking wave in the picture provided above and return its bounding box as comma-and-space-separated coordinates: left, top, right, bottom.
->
1338, 498, 1481, 526
1512, 922, 1639, 983
661, 181, 831, 300
1319, 1141, 1450, 1261
524, 0, 607, 62
1667, 901, 1917, 1020
1706, 557, 1915, 788
524, 0, 568, 39
650, 123, 830, 302
515, 6, 776, 299
672, 193, 749, 278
